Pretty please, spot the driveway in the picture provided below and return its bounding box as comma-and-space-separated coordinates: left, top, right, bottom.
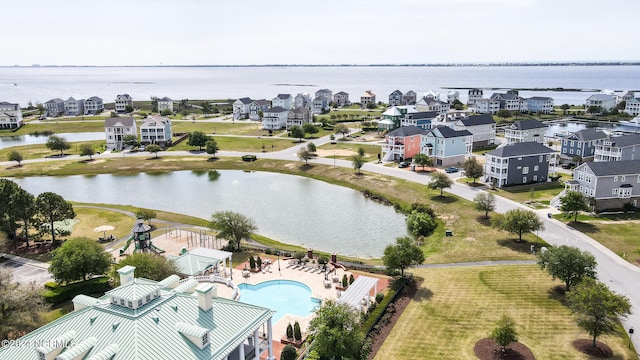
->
0, 255, 52, 286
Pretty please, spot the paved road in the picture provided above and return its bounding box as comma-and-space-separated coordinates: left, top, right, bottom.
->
0, 256, 52, 286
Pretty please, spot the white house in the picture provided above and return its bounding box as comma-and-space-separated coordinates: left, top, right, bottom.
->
0, 101, 23, 129
490, 92, 526, 112
504, 119, 547, 144
115, 94, 133, 113
447, 90, 460, 103
84, 96, 104, 115
416, 98, 449, 115
272, 94, 292, 110
140, 115, 172, 146
157, 97, 174, 113
233, 97, 252, 120
105, 117, 137, 150
64, 97, 84, 116
624, 98, 640, 116
585, 94, 616, 111
315, 89, 333, 102
526, 97, 554, 114
475, 98, 500, 114
467, 88, 483, 106
262, 107, 288, 130
453, 114, 496, 149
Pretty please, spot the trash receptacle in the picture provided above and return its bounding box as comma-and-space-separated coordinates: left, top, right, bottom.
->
547, 213, 552, 218
410, 164, 416, 171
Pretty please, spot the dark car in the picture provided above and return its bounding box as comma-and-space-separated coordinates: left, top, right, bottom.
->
398, 161, 410, 168
445, 166, 459, 173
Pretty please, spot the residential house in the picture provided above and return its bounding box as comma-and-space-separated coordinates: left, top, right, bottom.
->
262, 107, 288, 130
287, 107, 312, 129
0, 266, 277, 360
105, 117, 137, 150
84, 96, 104, 115
233, 97, 252, 120
332, 91, 350, 106
64, 97, 84, 116
312, 96, 329, 114
504, 119, 547, 144
490, 92, 526, 112
624, 98, 640, 116
381, 106, 410, 129
474, 98, 500, 114
0, 101, 23, 129
140, 115, 172, 146
249, 99, 270, 121
484, 142, 556, 188
360, 90, 376, 108
401, 111, 438, 130
389, 90, 403, 106
422, 90, 439, 101
618, 90, 635, 104
453, 114, 496, 149
381, 125, 426, 162
585, 93, 616, 111
272, 94, 292, 110
526, 97, 554, 114
294, 93, 311, 109
315, 89, 333, 102
44, 98, 65, 117
594, 134, 640, 162
115, 94, 133, 113
568, 160, 640, 211
447, 91, 460, 103
402, 90, 417, 105
422, 126, 472, 167
467, 88, 483, 106
157, 97, 174, 113
560, 128, 608, 163
415, 97, 449, 115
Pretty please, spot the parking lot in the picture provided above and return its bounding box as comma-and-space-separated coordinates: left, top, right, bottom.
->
0, 258, 52, 285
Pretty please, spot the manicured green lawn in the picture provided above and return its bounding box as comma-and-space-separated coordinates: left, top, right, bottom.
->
494, 182, 565, 203
169, 136, 296, 152
375, 265, 635, 360
171, 121, 261, 135
0, 140, 106, 161
317, 142, 381, 162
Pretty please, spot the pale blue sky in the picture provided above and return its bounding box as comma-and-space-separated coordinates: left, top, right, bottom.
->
3, 0, 639, 66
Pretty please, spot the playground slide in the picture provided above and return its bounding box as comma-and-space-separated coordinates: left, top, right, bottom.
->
149, 243, 166, 254
118, 234, 134, 256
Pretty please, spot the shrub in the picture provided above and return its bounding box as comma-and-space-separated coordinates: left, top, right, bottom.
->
293, 321, 302, 341
249, 256, 256, 270
42, 277, 111, 304
294, 252, 305, 261
317, 256, 329, 265
256, 256, 262, 269
349, 274, 355, 285
410, 203, 436, 217
264, 248, 273, 255
342, 274, 348, 288
44, 281, 58, 290
375, 293, 384, 304
281, 344, 297, 360
286, 323, 294, 339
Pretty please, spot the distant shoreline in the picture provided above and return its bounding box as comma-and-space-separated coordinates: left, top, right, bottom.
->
3, 62, 640, 68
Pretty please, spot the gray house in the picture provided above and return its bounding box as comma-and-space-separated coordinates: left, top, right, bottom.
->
594, 134, 640, 162
568, 160, 640, 211
453, 114, 496, 149
484, 141, 555, 187
560, 128, 608, 163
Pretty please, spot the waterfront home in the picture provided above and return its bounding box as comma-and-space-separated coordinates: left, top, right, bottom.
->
381, 106, 409, 129
490, 92, 526, 112
526, 96, 554, 114
287, 107, 312, 129
249, 99, 270, 121
315, 89, 333, 102
0, 101, 23, 129
624, 98, 640, 116
360, 90, 376, 108
312, 96, 330, 114
401, 111, 438, 130
474, 98, 500, 114
157, 97, 174, 113
560, 128, 607, 163
467, 88, 483, 106
422, 126, 472, 167
233, 97, 252, 120
262, 107, 288, 130
567, 160, 640, 211
389, 90, 403, 106
84, 96, 104, 115
594, 134, 640, 162
453, 114, 496, 149
422, 90, 440, 101
44, 98, 65, 117
0, 266, 276, 360
115, 94, 133, 113
447, 90, 460, 103
140, 115, 172, 147
64, 97, 84, 116
381, 125, 426, 162
619, 90, 635, 103
415, 98, 449, 115
484, 142, 555, 188
105, 117, 137, 150
294, 93, 311, 109
402, 90, 417, 105
272, 94, 292, 110
504, 119, 547, 144
585, 93, 616, 111
333, 91, 350, 106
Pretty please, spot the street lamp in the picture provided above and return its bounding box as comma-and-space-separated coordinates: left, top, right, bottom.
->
277, 250, 281, 276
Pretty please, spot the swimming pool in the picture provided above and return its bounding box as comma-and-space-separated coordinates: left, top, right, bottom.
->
238, 280, 321, 323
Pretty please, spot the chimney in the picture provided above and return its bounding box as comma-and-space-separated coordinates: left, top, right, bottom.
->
196, 283, 216, 312
117, 265, 135, 286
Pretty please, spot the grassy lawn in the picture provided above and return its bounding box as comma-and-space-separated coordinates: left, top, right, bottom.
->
375, 265, 634, 360
169, 136, 297, 152
0, 140, 106, 161
68, 206, 137, 241
171, 121, 261, 135
317, 142, 381, 162
4, 122, 106, 134
494, 182, 565, 203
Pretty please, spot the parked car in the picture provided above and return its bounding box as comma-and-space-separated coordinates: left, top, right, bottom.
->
398, 161, 410, 168
445, 166, 459, 173
242, 154, 257, 162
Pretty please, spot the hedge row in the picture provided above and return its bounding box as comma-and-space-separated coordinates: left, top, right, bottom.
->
42, 277, 112, 304
361, 277, 410, 335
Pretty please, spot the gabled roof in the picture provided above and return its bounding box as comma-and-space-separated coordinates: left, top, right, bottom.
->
253, 99, 270, 106
386, 125, 426, 137
382, 107, 402, 116
140, 116, 170, 128
458, 114, 495, 126
158, 97, 173, 102
45, 98, 64, 104
509, 119, 547, 130
583, 160, 640, 176
587, 94, 615, 101
404, 90, 416, 96
429, 126, 472, 139
389, 90, 403, 96
486, 141, 554, 157
104, 117, 135, 127
236, 97, 252, 104
602, 134, 640, 148
528, 96, 553, 101
490, 93, 519, 100
334, 91, 348, 96
275, 94, 291, 99
265, 106, 288, 113
406, 111, 438, 119
86, 96, 102, 101
316, 89, 332, 94
566, 128, 607, 142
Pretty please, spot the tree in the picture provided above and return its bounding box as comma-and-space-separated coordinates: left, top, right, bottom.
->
334, 124, 349, 138
560, 190, 591, 222
357, 146, 365, 157
280, 344, 297, 360
307, 142, 316, 152
7, 150, 23, 166
497, 109, 511, 119
49, 238, 111, 283
490, 315, 519, 353
122, 134, 139, 148
146, 144, 161, 158
413, 153, 432, 170
491, 209, 543, 241
12, 187, 38, 248
109, 252, 178, 286
293, 320, 302, 341
537, 245, 597, 291
382, 236, 425, 277
587, 105, 601, 115
0, 180, 21, 243
124, 105, 134, 113
567, 277, 631, 348
302, 123, 318, 137
201, 101, 212, 115
135, 208, 157, 226
462, 157, 483, 183
428, 172, 453, 197
290, 125, 304, 141
297, 147, 313, 165
0, 268, 48, 341
187, 131, 209, 151
406, 210, 437, 238
35, 192, 75, 243
45, 135, 71, 156
205, 139, 218, 158
351, 154, 365, 173
150, 96, 159, 113
473, 192, 496, 219
308, 300, 364, 360
209, 211, 257, 251
560, 103, 571, 115
79, 143, 95, 160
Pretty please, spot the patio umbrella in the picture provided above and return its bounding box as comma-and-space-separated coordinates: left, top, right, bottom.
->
94, 225, 115, 238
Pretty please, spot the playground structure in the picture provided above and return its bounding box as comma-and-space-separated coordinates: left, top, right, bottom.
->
163, 227, 223, 249
120, 225, 225, 257
119, 220, 166, 256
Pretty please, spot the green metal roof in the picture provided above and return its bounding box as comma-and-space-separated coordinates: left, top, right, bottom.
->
167, 253, 220, 276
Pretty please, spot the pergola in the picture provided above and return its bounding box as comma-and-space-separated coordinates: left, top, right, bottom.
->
189, 247, 234, 278
338, 275, 379, 312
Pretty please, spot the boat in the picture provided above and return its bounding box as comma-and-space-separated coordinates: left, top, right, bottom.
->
619, 115, 640, 127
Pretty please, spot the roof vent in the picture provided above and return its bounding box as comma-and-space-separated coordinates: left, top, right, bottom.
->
36, 330, 77, 360
176, 322, 210, 350
55, 337, 96, 360
112, 322, 120, 331
87, 344, 119, 360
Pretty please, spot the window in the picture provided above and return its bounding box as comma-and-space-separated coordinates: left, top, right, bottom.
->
138, 299, 142, 307
590, 189, 594, 196
523, 177, 527, 183
534, 165, 539, 171
128, 301, 133, 308
120, 299, 125, 306
146, 294, 151, 302
569, 149, 574, 155
577, 150, 581, 156
614, 176, 618, 182
612, 188, 619, 195
533, 175, 538, 181
522, 166, 529, 174
621, 176, 626, 182
571, 141, 575, 146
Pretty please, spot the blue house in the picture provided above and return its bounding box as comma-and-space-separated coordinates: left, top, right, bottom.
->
421, 126, 472, 167
560, 128, 608, 163
401, 111, 438, 130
